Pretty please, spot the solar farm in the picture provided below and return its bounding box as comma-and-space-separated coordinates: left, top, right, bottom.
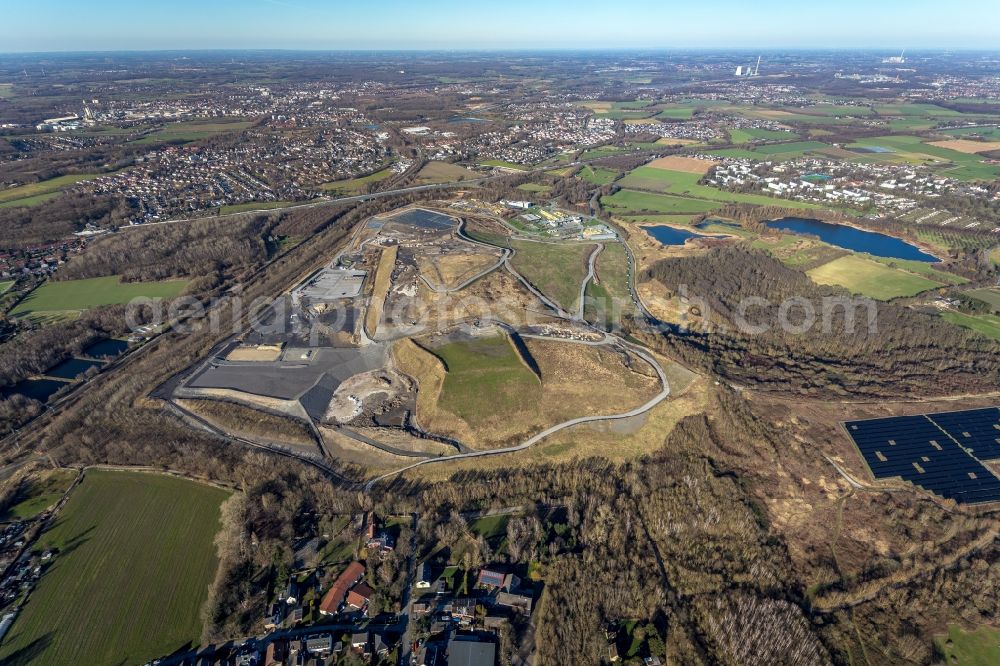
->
844, 407, 1000, 504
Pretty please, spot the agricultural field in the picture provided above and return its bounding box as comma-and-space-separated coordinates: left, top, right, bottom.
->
941, 126, 1000, 141
0, 280, 13, 294
806, 254, 944, 300
0, 469, 77, 521
0, 83, 14, 98
729, 128, 799, 143
134, 119, 253, 144
414, 161, 478, 184
846, 135, 1000, 181
941, 311, 1000, 342
320, 166, 394, 195
935, 624, 1000, 666
603, 189, 722, 215
644, 156, 716, 175
873, 103, 962, 117
517, 182, 552, 193
708, 141, 831, 160
11, 275, 190, 322
887, 118, 937, 132
617, 166, 818, 209
0, 173, 100, 205
0, 470, 230, 666
927, 139, 1000, 154
508, 240, 596, 312
656, 106, 695, 120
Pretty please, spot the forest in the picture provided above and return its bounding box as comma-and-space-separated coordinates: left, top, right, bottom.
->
635, 246, 1000, 398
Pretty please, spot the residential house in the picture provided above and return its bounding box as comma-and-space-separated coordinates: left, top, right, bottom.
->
416, 561, 432, 588
351, 631, 371, 657
319, 561, 365, 615
304, 633, 333, 655
346, 582, 374, 611
495, 591, 533, 615
447, 638, 496, 666
264, 640, 288, 666
476, 567, 519, 592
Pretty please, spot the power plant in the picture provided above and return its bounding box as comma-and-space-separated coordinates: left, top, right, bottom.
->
735, 55, 761, 77
883, 50, 906, 64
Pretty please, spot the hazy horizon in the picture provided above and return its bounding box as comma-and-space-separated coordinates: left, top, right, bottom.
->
2, 0, 998, 53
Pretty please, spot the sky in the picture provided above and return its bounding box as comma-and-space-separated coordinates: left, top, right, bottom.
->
1, 0, 999, 52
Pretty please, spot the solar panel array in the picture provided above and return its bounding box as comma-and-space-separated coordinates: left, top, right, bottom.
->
844, 407, 1000, 505
929, 408, 1000, 461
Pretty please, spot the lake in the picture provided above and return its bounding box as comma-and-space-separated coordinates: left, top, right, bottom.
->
642, 225, 707, 246
83, 338, 129, 358
764, 217, 938, 262
1, 378, 66, 403
46, 357, 106, 380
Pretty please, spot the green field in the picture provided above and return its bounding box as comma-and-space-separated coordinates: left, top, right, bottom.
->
517, 182, 552, 193
866, 256, 967, 285
728, 128, 798, 143
218, 200, 297, 214
585, 242, 635, 328
0, 174, 100, 205
708, 140, 830, 160
0, 83, 14, 99
936, 624, 1000, 666
479, 159, 529, 170
0, 469, 78, 522
941, 311, 1000, 342
431, 335, 540, 423
509, 240, 595, 312
135, 120, 253, 144
620, 214, 699, 225
807, 254, 944, 300
965, 287, 1000, 310
0, 470, 230, 666
468, 514, 511, 541
874, 103, 962, 117
941, 126, 1000, 140
320, 166, 394, 195
887, 118, 937, 132
846, 135, 1000, 181
580, 146, 630, 160
603, 189, 722, 215
12, 275, 190, 321
577, 165, 619, 186
0, 280, 13, 294
617, 167, 818, 209
657, 107, 695, 120
0, 192, 63, 209
752, 140, 830, 155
